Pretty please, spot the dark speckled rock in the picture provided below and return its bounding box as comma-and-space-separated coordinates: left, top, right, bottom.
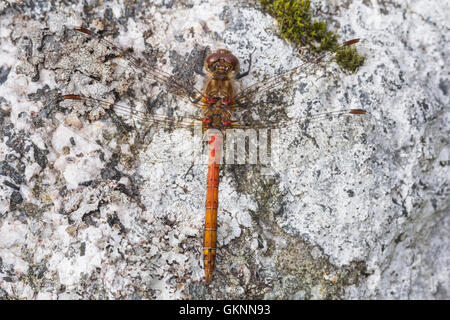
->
10, 190, 23, 208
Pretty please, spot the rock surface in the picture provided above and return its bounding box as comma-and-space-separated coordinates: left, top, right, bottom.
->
0, 0, 448, 299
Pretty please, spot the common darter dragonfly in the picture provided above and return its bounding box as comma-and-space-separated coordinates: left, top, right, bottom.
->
58, 26, 371, 284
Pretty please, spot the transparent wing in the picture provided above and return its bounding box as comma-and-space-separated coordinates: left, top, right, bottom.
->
60, 95, 376, 172
57, 95, 204, 169
62, 94, 201, 129
64, 26, 204, 107
236, 39, 360, 105
216, 109, 377, 174
232, 108, 367, 130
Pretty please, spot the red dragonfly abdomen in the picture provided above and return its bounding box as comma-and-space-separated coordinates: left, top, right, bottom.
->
203, 133, 222, 283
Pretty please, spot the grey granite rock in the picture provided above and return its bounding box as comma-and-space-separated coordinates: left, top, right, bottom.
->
0, 0, 448, 299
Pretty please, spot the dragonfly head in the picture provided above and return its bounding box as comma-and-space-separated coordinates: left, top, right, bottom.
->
205, 49, 240, 77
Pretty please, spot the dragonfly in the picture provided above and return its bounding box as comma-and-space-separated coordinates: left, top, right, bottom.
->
59, 26, 368, 284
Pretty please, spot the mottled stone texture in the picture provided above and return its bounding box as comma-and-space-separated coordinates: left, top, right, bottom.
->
0, 0, 448, 299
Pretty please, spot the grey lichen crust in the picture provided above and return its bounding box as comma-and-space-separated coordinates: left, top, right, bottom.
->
0, 0, 448, 299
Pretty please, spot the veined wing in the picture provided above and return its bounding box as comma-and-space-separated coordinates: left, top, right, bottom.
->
60, 95, 377, 178
236, 39, 360, 105
220, 108, 377, 174
59, 94, 204, 166
62, 94, 201, 129
232, 108, 367, 130
65, 26, 204, 107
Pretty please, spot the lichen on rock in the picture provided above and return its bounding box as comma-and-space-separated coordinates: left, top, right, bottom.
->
0, 0, 448, 300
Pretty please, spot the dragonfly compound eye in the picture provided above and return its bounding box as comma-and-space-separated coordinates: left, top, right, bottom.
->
205, 49, 239, 73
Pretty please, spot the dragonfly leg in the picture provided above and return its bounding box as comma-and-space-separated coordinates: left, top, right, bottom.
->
235, 48, 256, 80
189, 92, 205, 105
194, 64, 206, 77
234, 98, 247, 108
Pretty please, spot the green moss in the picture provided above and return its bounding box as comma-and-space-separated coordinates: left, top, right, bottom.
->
259, 0, 364, 72
335, 44, 365, 73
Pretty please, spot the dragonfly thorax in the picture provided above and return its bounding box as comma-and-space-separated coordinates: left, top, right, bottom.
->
201, 103, 234, 130
202, 115, 234, 130
205, 96, 232, 108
